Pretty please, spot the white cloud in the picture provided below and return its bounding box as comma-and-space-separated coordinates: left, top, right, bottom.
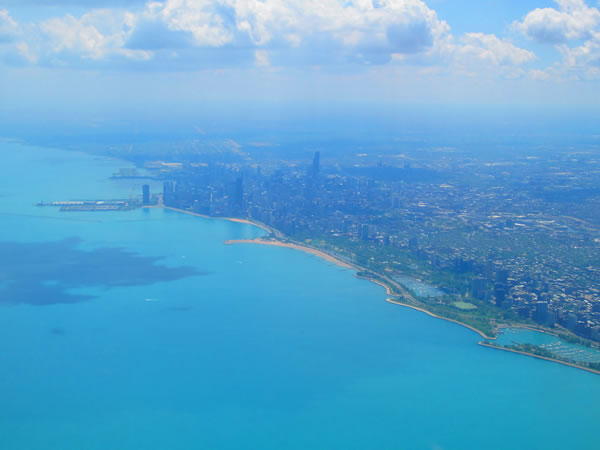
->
556, 31, 600, 78
15, 41, 37, 64
254, 49, 270, 67
0, 0, 536, 76
18, 9, 150, 64
529, 68, 551, 80
515, 1, 600, 79
514, 0, 600, 44
456, 33, 536, 66
41, 14, 110, 59
140, 0, 450, 65
0, 9, 19, 42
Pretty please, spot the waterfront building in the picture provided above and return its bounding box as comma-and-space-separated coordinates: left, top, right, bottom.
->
142, 184, 150, 205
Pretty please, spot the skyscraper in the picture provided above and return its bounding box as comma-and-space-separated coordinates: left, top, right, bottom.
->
162, 181, 174, 205
234, 176, 243, 208
494, 283, 507, 308
142, 184, 150, 205
471, 277, 487, 300
312, 151, 320, 177
535, 301, 548, 324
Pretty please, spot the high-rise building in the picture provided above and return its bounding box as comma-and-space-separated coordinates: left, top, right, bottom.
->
162, 181, 174, 205
535, 301, 548, 324
234, 176, 243, 208
494, 283, 507, 307
312, 151, 320, 177
142, 184, 150, 205
360, 224, 370, 241
496, 268, 509, 284
567, 313, 578, 331
471, 277, 487, 300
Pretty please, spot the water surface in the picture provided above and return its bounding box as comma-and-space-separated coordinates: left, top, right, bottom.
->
1, 143, 599, 450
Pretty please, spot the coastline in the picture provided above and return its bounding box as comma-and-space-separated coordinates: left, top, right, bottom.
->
163, 206, 272, 233
225, 237, 496, 340
385, 298, 495, 340
163, 205, 497, 340
479, 342, 600, 376
224, 238, 354, 269
162, 205, 599, 374
495, 323, 600, 350
356, 274, 396, 297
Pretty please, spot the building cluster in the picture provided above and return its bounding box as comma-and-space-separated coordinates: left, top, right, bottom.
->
151, 149, 600, 341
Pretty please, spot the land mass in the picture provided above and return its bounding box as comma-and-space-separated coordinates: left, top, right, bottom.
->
167, 206, 599, 374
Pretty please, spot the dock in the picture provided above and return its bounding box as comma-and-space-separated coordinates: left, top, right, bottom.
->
36, 200, 136, 212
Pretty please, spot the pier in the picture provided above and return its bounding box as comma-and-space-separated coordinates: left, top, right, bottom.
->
36, 200, 135, 211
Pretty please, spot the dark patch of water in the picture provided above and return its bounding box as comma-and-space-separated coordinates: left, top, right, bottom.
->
0, 238, 206, 306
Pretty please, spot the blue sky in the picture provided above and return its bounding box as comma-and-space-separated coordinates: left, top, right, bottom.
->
0, 0, 599, 118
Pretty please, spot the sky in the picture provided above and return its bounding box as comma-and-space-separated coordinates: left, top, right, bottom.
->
0, 0, 599, 125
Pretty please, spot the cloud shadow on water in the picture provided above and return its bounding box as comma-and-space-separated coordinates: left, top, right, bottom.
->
0, 238, 206, 306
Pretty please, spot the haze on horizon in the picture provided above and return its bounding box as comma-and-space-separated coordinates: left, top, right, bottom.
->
0, 0, 599, 127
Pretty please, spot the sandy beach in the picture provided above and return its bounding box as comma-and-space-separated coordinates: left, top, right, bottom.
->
163, 206, 272, 233
225, 238, 354, 269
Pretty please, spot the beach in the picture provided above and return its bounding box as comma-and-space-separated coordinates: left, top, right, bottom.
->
163, 206, 272, 233
225, 238, 354, 269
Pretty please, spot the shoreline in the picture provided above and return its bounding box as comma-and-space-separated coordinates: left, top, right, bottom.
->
225, 237, 495, 340
225, 238, 354, 269
355, 274, 396, 297
496, 323, 600, 350
165, 204, 497, 340
162, 206, 272, 233
385, 298, 495, 340
162, 205, 599, 374
479, 342, 600, 376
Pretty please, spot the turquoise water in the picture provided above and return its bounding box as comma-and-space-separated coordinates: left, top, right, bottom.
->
495, 327, 600, 364
1, 143, 600, 450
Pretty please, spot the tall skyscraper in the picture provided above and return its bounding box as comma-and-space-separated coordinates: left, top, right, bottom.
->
471, 277, 487, 300
312, 151, 320, 177
535, 301, 548, 324
234, 176, 243, 208
162, 181, 174, 205
142, 184, 150, 205
494, 283, 507, 308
